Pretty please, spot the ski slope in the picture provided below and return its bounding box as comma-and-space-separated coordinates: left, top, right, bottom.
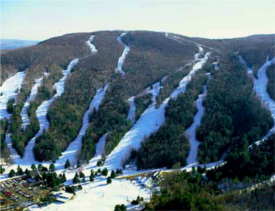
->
14, 59, 79, 165
86, 35, 98, 54
115, 33, 130, 76
127, 96, 136, 123
104, 49, 210, 170
253, 57, 275, 144
20, 75, 44, 130
54, 84, 109, 170
0, 71, 25, 120
239, 55, 253, 74
186, 74, 210, 165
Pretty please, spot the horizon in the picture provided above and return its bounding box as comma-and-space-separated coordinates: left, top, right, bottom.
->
1, 0, 275, 41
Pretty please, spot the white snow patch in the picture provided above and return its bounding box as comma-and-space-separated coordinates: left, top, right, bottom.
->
115, 33, 130, 76
86, 35, 98, 54
0, 71, 25, 120
127, 96, 136, 123
20, 76, 44, 130
54, 84, 109, 170
13, 59, 79, 166
195, 46, 204, 61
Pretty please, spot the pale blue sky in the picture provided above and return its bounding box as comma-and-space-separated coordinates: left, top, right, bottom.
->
1, 0, 275, 41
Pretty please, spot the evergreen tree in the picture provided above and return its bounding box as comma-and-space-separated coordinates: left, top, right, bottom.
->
62, 173, 67, 182
50, 163, 55, 171
79, 171, 85, 178
102, 168, 108, 176
9, 169, 15, 178
17, 165, 23, 175
111, 170, 116, 178
31, 164, 36, 171
107, 176, 112, 184
65, 159, 71, 169
0, 166, 5, 174
73, 173, 79, 184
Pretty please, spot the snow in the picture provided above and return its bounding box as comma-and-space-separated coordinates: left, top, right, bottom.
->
12, 59, 79, 166
115, 33, 130, 76
86, 35, 98, 54
127, 96, 136, 123
104, 49, 210, 170
54, 84, 109, 170
29, 176, 150, 211
253, 57, 275, 144
195, 46, 204, 61
186, 75, 210, 165
0, 71, 25, 120
20, 76, 44, 130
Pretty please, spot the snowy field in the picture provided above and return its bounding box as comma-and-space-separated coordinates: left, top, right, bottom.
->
127, 96, 136, 123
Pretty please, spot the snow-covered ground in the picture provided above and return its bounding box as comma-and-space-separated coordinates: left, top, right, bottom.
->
21, 75, 44, 130
186, 74, 210, 165
115, 33, 130, 76
253, 57, 275, 144
0, 71, 25, 120
86, 35, 98, 54
127, 97, 136, 123
12, 59, 79, 166
195, 46, 204, 61
29, 176, 150, 211
104, 49, 210, 170
54, 84, 109, 170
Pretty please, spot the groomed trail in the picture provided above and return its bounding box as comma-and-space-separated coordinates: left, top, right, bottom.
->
239, 56, 275, 145
186, 73, 211, 166
86, 35, 98, 54
103, 48, 211, 170
20, 75, 44, 130
115, 33, 130, 76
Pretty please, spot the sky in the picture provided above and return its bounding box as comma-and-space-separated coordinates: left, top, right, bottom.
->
1, 0, 275, 41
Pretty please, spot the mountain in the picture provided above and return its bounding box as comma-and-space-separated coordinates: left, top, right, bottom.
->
0, 39, 39, 50
0, 31, 274, 211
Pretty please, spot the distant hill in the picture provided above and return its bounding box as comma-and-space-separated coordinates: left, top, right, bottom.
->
0, 39, 39, 50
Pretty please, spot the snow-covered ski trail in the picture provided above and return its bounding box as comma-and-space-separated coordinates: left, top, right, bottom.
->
54, 84, 109, 170
0, 71, 25, 120
115, 33, 130, 76
239, 56, 275, 145
14, 59, 79, 165
186, 73, 210, 166
127, 96, 136, 123
86, 35, 98, 54
20, 75, 44, 130
104, 49, 211, 170
253, 57, 275, 144
0, 72, 25, 160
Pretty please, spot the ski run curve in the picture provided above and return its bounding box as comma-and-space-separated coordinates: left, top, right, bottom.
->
13, 59, 79, 165
20, 75, 44, 130
54, 84, 109, 170
186, 73, 210, 165
86, 35, 98, 54
104, 49, 211, 170
253, 57, 275, 144
115, 33, 130, 76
